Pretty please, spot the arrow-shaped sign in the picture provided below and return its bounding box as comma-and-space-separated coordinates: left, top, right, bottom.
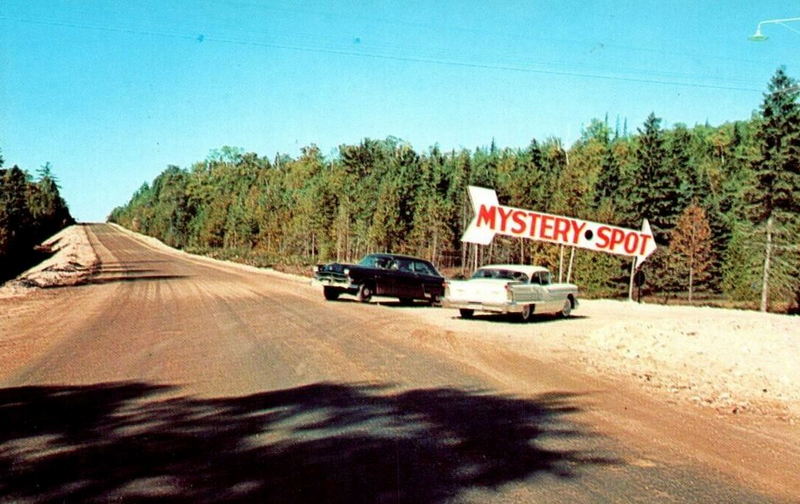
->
462, 186, 658, 264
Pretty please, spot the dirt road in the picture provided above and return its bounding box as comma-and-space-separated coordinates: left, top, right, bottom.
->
1, 224, 797, 503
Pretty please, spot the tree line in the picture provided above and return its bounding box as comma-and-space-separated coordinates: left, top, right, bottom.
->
0, 156, 74, 283
110, 68, 800, 312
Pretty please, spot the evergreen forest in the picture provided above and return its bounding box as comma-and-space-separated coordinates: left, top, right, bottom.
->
0, 157, 74, 283
110, 69, 800, 312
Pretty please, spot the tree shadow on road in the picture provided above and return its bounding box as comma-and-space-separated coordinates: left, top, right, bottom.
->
0, 382, 618, 503
88, 274, 190, 285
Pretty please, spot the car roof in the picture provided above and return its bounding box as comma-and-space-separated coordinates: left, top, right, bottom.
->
477, 264, 549, 276
367, 253, 431, 262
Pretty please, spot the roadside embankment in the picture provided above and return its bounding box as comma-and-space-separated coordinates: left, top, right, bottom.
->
0, 224, 99, 297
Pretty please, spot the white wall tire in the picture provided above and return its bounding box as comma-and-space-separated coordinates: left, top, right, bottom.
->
519, 304, 533, 322
357, 284, 373, 303
561, 298, 572, 318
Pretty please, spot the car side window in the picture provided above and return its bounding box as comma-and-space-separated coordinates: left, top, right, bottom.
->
394, 259, 411, 272
512, 272, 528, 282
412, 261, 436, 276
361, 255, 390, 269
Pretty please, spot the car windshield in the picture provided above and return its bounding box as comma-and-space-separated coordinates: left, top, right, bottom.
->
471, 268, 528, 282
359, 255, 392, 269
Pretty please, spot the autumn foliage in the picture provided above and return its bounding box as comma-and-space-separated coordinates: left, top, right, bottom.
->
670, 203, 714, 302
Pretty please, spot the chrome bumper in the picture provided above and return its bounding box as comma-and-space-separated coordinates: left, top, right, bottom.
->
441, 299, 525, 314
311, 277, 358, 290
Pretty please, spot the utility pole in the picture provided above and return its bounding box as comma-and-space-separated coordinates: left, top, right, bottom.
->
760, 217, 773, 312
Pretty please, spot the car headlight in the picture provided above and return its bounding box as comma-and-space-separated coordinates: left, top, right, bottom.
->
343, 267, 350, 275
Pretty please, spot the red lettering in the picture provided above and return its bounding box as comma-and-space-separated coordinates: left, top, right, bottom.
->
497, 206, 514, 232
596, 226, 611, 249
527, 212, 541, 237
477, 205, 496, 229
609, 229, 625, 251
624, 232, 639, 254
638, 234, 652, 256
554, 217, 571, 243
540, 215, 555, 240
570, 220, 586, 244
511, 210, 527, 235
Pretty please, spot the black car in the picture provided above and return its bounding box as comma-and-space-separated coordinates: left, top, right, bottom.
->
314, 253, 445, 304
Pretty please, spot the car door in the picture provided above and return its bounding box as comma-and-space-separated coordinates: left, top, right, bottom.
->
528, 271, 552, 308
411, 260, 442, 299
508, 271, 535, 303
369, 256, 393, 296
537, 271, 562, 311
387, 258, 417, 298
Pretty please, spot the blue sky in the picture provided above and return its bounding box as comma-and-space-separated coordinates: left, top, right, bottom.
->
2, 1, 799, 222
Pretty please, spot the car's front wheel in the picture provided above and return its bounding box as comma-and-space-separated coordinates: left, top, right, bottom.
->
357, 283, 374, 303
323, 286, 340, 301
459, 308, 474, 319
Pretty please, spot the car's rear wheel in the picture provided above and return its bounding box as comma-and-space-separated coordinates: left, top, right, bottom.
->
519, 304, 533, 322
459, 308, 474, 319
357, 284, 374, 303
323, 286, 340, 301
561, 298, 572, 318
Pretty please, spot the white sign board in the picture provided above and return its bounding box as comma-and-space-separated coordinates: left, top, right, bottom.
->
461, 186, 657, 264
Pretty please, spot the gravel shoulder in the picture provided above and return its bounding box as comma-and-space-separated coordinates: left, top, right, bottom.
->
393, 300, 800, 423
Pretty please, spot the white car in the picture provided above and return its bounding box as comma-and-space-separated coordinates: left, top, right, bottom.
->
443, 264, 578, 322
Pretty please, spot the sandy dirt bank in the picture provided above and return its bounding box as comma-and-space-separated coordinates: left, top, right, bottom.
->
0, 224, 99, 298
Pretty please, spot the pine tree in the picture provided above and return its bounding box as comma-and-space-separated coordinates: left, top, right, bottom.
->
666, 124, 698, 208
0, 167, 33, 262
670, 203, 714, 302
645, 246, 683, 303
630, 113, 681, 242
748, 67, 800, 311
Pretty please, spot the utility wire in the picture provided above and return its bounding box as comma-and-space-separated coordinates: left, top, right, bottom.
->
191, 0, 793, 69
1, 14, 766, 94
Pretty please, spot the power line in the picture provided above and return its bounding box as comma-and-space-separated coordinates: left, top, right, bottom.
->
1, 14, 766, 94
192, 0, 794, 70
